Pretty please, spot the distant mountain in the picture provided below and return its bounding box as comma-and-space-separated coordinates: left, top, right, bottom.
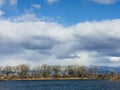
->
96, 66, 120, 74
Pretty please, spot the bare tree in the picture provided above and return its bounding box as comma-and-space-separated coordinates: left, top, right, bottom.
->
87, 66, 98, 78
88, 66, 98, 75
32, 66, 43, 78
66, 65, 75, 77
0, 66, 3, 77
17, 64, 30, 78
77, 66, 87, 78
52, 65, 61, 78
108, 69, 116, 78
41, 64, 52, 78
3, 66, 13, 76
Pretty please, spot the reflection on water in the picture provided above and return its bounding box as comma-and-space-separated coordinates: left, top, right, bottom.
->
0, 80, 120, 90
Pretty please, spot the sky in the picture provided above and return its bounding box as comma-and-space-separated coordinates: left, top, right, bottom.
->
0, 0, 120, 67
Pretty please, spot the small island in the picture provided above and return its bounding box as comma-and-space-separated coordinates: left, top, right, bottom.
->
0, 64, 119, 81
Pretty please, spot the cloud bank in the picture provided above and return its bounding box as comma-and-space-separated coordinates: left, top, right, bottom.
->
0, 13, 120, 66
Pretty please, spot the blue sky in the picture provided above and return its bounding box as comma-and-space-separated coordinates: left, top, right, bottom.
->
0, 0, 120, 66
1, 0, 120, 25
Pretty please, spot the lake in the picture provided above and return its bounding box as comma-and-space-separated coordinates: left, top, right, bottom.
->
0, 80, 120, 90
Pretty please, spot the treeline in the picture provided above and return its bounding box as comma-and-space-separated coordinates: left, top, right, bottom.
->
0, 64, 120, 80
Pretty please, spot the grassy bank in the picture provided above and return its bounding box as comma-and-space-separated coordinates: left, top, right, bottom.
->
0, 76, 120, 81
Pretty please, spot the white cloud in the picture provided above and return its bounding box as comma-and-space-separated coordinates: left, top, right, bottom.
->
0, 14, 120, 66
0, 10, 4, 16
46, 0, 59, 4
11, 13, 40, 22
10, 0, 17, 5
89, 0, 118, 4
108, 56, 120, 62
32, 4, 41, 9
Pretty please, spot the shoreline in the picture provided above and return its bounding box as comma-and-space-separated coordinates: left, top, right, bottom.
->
0, 77, 119, 81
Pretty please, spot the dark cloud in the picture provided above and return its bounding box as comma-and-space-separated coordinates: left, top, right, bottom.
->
74, 34, 120, 57
0, 38, 24, 55
22, 36, 58, 50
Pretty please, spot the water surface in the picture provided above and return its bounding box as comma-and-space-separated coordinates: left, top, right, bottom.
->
0, 80, 120, 90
